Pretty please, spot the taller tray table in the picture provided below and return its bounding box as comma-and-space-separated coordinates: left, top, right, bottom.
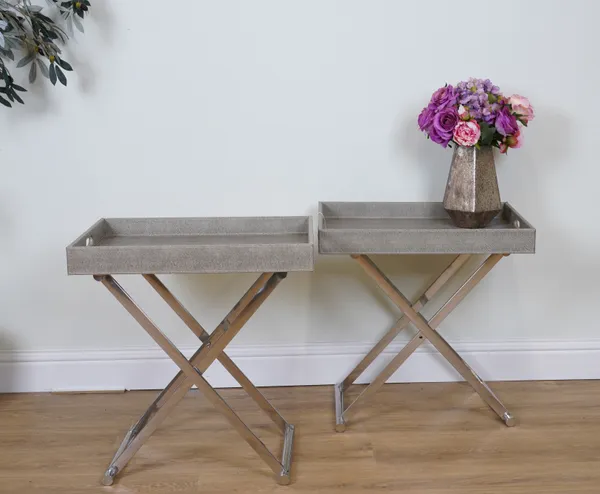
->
67, 216, 314, 486
318, 202, 535, 431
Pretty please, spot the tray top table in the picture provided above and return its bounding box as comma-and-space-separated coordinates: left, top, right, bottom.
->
67, 216, 314, 274
318, 202, 535, 432
67, 215, 314, 486
319, 201, 535, 255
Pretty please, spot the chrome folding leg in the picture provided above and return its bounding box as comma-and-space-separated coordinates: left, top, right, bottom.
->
95, 272, 294, 486
335, 253, 516, 431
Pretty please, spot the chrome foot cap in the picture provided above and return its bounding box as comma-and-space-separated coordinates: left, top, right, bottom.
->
101, 467, 118, 486
277, 474, 291, 486
503, 412, 517, 427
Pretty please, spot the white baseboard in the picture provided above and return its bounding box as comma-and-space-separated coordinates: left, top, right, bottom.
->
1, 339, 599, 393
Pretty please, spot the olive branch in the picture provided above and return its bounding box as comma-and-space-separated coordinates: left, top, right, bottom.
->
0, 0, 90, 108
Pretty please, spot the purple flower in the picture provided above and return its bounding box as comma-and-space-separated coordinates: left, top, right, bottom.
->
455, 77, 505, 125
481, 79, 500, 95
430, 108, 458, 147
429, 125, 451, 147
482, 108, 496, 124
459, 93, 474, 105
429, 85, 457, 110
434, 108, 459, 134
417, 106, 435, 132
495, 106, 519, 136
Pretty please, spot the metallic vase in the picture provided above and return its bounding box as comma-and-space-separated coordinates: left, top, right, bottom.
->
443, 145, 502, 229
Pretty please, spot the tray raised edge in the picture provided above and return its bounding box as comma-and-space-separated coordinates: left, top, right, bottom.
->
66, 216, 314, 275
318, 202, 535, 255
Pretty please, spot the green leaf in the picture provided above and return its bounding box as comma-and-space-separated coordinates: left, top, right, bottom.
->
65, 15, 74, 36
1, 49, 14, 61
49, 63, 57, 85
37, 59, 49, 78
29, 60, 37, 83
12, 84, 26, 92
0, 94, 12, 107
57, 58, 73, 71
6, 17, 20, 33
16, 53, 35, 68
479, 122, 496, 146
55, 64, 67, 86
11, 89, 23, 104
72, 13, 84, 33
36, 13, 54, 24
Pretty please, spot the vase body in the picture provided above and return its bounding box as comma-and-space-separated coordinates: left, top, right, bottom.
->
443, 145, 502, 229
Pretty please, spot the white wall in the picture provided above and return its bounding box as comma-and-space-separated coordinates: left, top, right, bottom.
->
1, 0, 599, 391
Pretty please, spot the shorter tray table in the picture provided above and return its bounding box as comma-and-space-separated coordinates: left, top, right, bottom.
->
318, 201, 535, 432
67, 216, 314, 486
319, 202, 535, 255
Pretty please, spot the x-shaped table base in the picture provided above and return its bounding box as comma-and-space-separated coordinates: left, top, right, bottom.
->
334, 253, 515, 432
95, 272, 294, 486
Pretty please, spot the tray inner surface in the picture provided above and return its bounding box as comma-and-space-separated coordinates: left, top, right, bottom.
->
70, 217, 312, 249
323, 215, 514, 231
96, 232, 308, 247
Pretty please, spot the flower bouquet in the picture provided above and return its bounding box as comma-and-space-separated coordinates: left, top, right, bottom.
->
418, 78, 534, 152
417, 78, 534, 228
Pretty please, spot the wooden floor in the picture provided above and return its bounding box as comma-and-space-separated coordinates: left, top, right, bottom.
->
1, 381, 599, 493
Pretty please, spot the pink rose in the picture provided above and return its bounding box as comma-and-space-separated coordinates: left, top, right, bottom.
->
508, 94, 535, 123
453, 120, 481, 147
506, 130, 523, 149
500, 130, 523, 154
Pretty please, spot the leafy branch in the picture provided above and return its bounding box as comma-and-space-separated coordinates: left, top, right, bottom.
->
0, 0, 90, 108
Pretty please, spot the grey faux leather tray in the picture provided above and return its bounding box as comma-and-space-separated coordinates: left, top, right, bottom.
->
67, 217, 314, 274
318, 202, 535, 255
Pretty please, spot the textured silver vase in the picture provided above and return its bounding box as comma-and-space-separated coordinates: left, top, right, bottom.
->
443, 145, 502, 229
